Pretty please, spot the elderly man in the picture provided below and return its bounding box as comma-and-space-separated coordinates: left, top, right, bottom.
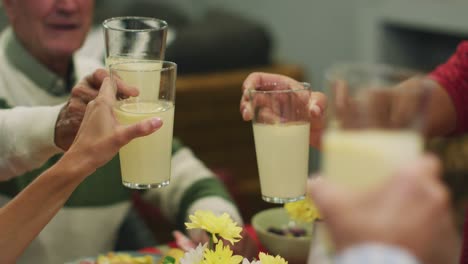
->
0, 1, 244, 263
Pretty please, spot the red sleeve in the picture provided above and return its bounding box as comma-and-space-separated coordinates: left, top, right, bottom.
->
429, 41, 468, 134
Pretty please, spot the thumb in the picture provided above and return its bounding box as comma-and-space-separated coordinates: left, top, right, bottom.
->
115, 118, 162, 147
308, 178, 346, 219
96, 77, 116, 105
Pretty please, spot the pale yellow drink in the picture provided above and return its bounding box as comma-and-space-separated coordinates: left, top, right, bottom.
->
114, 101, 174, 188
107, 58, 163, 101
253, 122, 310, 203
322, 130, 423, 190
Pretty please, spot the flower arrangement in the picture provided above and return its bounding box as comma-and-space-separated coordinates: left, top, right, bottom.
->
161, 210, 288, 264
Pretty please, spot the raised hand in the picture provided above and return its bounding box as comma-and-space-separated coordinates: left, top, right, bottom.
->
240, 72, 326, 147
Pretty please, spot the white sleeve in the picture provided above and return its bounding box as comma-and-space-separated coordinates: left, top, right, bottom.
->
335, 244, 420, 264
0, 104, 63, 181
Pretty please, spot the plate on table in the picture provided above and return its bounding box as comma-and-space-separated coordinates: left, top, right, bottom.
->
66, 251, 161, 264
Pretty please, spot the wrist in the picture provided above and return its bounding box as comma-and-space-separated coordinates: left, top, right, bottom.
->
56, 150, 96, 182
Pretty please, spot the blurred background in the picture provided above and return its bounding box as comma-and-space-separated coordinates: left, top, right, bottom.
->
2, 0, 468, 240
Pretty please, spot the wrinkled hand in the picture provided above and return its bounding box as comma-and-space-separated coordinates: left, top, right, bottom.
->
55, 69, 138, 150
240, 72, 326, 147
63, 77, 162, 176
309, 155, 460, 264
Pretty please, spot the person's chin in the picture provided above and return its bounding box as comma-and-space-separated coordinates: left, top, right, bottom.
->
46, 27, 86, 44
44, 35, 84, 55
46, 43, 81, 58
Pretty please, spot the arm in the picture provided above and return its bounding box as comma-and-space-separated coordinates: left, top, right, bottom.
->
425, 41, 468, 136
0, 105, 62, 181
0, 77, 162, 263
0, 151, 90, 263
394, 77, 456, 137
393, 40, 468, 137
0, 69, 111, 181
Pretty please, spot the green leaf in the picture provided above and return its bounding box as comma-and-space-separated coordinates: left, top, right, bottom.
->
162, 256, 176, 264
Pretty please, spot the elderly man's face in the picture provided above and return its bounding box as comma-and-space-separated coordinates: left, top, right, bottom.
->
4, 0, 94, 58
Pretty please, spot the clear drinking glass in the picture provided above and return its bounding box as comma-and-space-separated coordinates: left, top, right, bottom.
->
249, 82, 312, 203
103, 16, 168, 66
322, 63, 433, 191
110, 60, 177, 189
310, 63, 434, 262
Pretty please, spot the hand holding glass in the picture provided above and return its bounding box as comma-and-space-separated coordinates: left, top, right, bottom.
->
322, 63, 433, 191
110, 60, 176, 189
250, 82, 312, 203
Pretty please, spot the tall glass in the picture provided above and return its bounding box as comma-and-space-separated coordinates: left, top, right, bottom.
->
110, 60, 177, 189
249, 82, 312, 203
103, 16, 168, 66
322, 63, 433, 191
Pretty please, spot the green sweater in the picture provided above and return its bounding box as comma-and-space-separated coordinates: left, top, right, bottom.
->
0, 28, 241, 264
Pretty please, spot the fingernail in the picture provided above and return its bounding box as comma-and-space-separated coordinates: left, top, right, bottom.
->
151, 118, 162, 127
309, 99, 322, 116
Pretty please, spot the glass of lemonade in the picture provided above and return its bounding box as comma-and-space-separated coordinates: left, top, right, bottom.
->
249, 82, 312, 203
103, 16, 168, 65
110, 60, 176, 189
322, 63, 434, 191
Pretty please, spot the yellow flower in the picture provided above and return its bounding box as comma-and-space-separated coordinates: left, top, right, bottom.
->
201, 241, 243, 264
258, 252, 288, 264
284, 198, 321, 223
185, 210, 242, 244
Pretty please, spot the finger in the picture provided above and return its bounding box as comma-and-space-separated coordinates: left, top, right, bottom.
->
397, 154, 441, 182
110, 74, 139, 98
249, 90, 280, 123
240, 88, 253, 121
97, 77, 117, 105
411, 155, 448, 205
309, 92, 327, 118
417, 154, 442, 179
332, 80, 351, 127
242, 72, 301, 91
114, 117, 163, 147
173, 230, 196, 251
308, 178, 347, 219
187, 229, 210, 245
242, 103, 253, 121
67, 97, 87, 114
71, 85, 99, 104
257, 108, 281, 124
309, 121, 324, 148
85, 68, 109, 89
389, 155, 444, 207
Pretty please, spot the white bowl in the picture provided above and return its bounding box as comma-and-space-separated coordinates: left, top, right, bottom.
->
251, 207, 314, 263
